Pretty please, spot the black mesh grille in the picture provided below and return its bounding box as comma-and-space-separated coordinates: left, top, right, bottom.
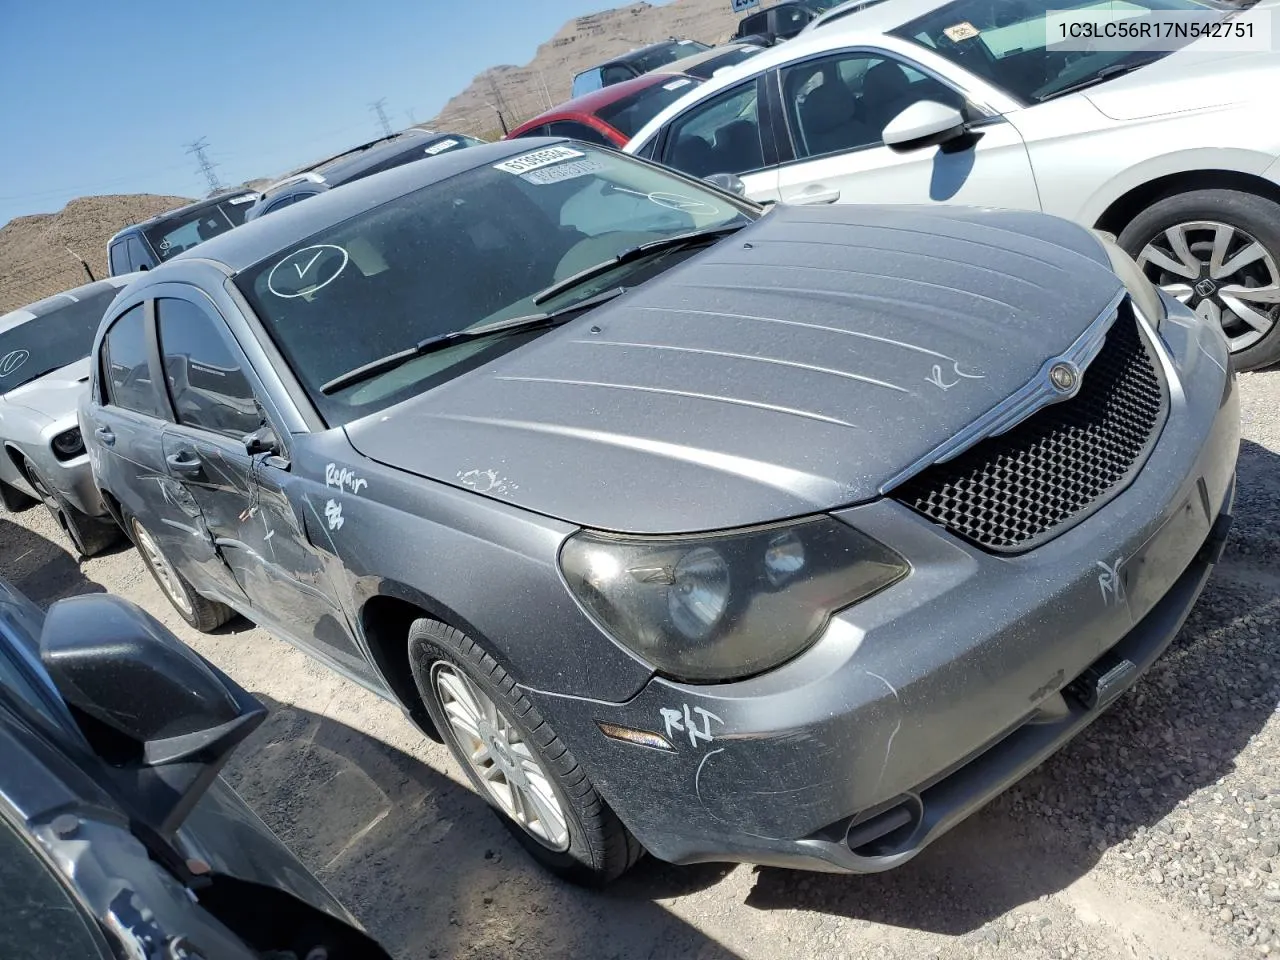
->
893, 307, 1167, 552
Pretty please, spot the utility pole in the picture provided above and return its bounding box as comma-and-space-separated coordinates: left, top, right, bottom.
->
184, 137, 223, 194
405, 107, 418, 126
370, 98, 393, 137
485, 75, 511, 134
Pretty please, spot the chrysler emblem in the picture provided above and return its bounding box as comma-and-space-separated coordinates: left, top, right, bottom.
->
1048, 361, 1079, 393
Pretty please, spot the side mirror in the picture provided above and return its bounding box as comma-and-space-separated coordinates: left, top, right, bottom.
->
704, 172, 748, 197
882, 100, 967, 153
40, 594, 266, 837
243, 421, 281, 457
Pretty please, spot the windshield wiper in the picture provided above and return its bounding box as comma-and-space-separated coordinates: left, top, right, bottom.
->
531, 222, 748, 306
1039, 55, 1164, 101
320, 287, 627, 395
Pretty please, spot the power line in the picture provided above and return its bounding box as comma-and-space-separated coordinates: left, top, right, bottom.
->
184, 137, 223, 193
369, 98, 393, 137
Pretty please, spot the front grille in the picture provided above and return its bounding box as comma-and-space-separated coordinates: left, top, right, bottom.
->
893, 306, 1167, 552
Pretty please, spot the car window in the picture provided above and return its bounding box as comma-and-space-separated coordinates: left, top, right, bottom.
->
0, 284, 123, 394
0, 595, 75, 733
125, 236, 152, 271
891, 0, 1194, 103
781, 52, 971, 159
572, 69, 604, 98
779, 6, 815, 35
594, 77, 703, 139
512, 124, 552, 139
141, 196, 252, 263
235, 144, 754, 425
601, 64, 636, 86
629, 39, 709, 75
740, 12, 769, 35
102, 305, 164, 419
0, 812, 109, 960
661, 81, 764, 179
156, 298, 262, 439
544, 121, 615, 147
108, 241, 130, 276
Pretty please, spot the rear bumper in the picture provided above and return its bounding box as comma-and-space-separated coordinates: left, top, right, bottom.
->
526, 302, 1239, 872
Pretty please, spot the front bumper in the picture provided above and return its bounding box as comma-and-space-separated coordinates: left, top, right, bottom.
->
526, 299, 1240, 873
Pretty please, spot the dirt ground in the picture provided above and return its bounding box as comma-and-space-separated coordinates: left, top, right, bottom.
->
2, 370, 1278, 960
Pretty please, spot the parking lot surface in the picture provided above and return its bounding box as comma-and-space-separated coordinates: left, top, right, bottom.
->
3, 370, 1277, 960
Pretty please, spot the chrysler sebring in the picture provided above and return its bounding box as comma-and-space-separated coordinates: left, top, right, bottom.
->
82, 140, 1237, 883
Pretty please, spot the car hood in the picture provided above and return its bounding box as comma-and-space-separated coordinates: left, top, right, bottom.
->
345, 204, 1122, 534
0, 357, 91, 423
1082, 47, 1279, 121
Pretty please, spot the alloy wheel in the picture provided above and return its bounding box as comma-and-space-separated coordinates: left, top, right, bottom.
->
132, 519, 193, 617
431, 662, 570, 851
1137, 220, 1280, 352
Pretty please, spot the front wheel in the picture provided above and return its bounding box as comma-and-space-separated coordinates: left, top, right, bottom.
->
409, 618, 642, 885
25, 460, 120, 558
1119, 188, 1280, 371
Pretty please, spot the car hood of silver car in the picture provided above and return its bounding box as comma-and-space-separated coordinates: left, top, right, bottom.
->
0, 357, 91, 425
344, 204, 1125, 534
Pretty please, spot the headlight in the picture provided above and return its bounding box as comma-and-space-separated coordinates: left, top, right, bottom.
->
51, 427, 85, 461
560, 517, 908, 682
1093, 231, 1166, 329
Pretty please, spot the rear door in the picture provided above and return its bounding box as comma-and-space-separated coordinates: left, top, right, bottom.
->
87, 300, 245, 603
152, 293, 362, 675
770, 49, 1039, 209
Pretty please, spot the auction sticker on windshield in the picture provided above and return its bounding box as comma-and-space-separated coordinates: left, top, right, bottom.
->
425, 138, 460, 155
495, 146, 585, 175
521, 158, 604, 185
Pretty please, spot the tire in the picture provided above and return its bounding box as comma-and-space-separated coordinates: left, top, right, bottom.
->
1118, 188, 1280, 371
24, 460, 121, 558
128, 515, 234, 632
409, 618, 642, 885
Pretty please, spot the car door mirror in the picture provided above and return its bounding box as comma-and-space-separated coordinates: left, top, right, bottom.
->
704, 172, 748, 197
882, 100, 967, 153
40, 594, 266, 837
243, 420, 281, 457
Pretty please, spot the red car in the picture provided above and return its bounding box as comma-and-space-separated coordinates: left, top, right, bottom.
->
506, 73, 706, 149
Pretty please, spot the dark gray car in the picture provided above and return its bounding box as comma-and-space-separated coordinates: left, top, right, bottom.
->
82, 140, 1239, 884
0, 576, 389, 958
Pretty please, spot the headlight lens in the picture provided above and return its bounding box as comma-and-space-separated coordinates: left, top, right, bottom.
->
1094, 231, 1166, 329
51, 427, 85, 461
560, 517, 908, 682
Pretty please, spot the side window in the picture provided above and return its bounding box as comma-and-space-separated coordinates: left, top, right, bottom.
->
661, 81, 764, 179
108, 241, 131, 276
741, 12, 768, 36
125, 235, 153, 271
781, 52, 970, 160
544, 121, 614, 147
156, 298, 262, 439
601, 64, 636, 86
514, 124, 551, 139
102, 305, 165, 418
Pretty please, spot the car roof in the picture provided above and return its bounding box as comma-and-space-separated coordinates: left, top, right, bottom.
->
509, 73, 675, 132
627, 0, 939, 148
605, 37, 701, 66
168, 139, 572, 274
0, 274, 137, 333
109, 191, 258, 242
659, 41, 760, 75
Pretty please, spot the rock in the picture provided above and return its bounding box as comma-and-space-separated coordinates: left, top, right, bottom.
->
1212, 881, 1228, 897
1223, 908, 1238, 923
1150, 868, 1165, 884
1262, 841, 1279, 859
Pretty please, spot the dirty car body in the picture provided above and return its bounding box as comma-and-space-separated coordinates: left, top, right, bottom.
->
0, 276, 136, 554
83, 140, 1238, 878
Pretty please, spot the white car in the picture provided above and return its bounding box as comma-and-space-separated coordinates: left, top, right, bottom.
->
627, 0, 1280, 369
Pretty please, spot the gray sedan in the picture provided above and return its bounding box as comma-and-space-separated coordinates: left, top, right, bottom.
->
0, 277, 135, 555
83, 139, 1238, 883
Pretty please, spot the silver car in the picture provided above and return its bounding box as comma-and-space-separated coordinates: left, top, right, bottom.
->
84, 141, 1238, 884
0, 277, 135, 555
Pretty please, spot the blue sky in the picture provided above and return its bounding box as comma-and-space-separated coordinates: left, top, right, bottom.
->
0, 0, 666, 226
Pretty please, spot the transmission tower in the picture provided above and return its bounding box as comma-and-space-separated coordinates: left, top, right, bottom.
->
185, 137, 223, 193
370, 98, 393, 137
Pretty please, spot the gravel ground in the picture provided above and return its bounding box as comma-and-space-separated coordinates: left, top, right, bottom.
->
2, 370, 1277, 960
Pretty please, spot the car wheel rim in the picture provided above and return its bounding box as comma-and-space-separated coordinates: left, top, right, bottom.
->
132, 520, 192, 617
431, 662, 571, 852
1137, 220, 1280, 353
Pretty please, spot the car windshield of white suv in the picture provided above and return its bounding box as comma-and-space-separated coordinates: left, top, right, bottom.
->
235, 145, 756, 425
144, 194, 256, 261
0, 285, 121, 393
892, 0, 1222, 103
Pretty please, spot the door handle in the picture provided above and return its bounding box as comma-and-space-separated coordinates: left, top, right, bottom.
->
166, 452, 204, 477
94, 426, 115, 446
791, 185, 841, 205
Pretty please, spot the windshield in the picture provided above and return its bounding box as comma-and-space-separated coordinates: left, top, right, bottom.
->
631, 40, 710, 73
891, 0, 1217, 103
595, 77, 705, 138
143, 194, 256, 261
235, 144, 756, 425
681, 46, 764, 80
0, 284, 122, 393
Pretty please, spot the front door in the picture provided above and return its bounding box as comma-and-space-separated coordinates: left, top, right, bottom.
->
772, 50, 1040, 211
153, 295, 363, 676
